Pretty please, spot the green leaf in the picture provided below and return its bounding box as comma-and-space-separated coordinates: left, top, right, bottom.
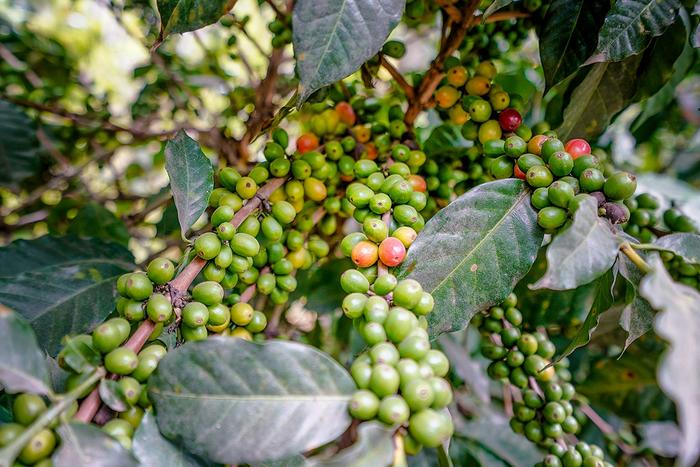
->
308, 421, 393, 466
576, 343, 657, 396
133, 412, 214, 467
586, 0, 680, 64
53, 422, 139, 467
456, 420, 542, 467
533, 197, 619, 290
482, 0, 512, 20
292, 0, 405, 104
157, 0, 237, 42
58, 335, 102, 374
556, 269, 615, 361
165, 131, 214, 237
0, 99, 44, 190
67, 203, 130, 247
640, 256, 700, 466
653, 233, 700, 264
290, 259, 353, 314
557, 57, 644, 141
0, 236, 134, 355
0, 306, 50, 395
99, 380, 128, 413
422, 124, 472, 160
149, 338, 355, 465
538, 0, 608, 88
397, 180, 543, 336
618, 252, 655, 350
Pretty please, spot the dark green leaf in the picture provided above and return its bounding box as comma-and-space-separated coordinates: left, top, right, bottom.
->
640, 256, 700, 465
0, 99, 44, 190
397, 179, 543, 336
422, 125, 472, 160
0, 306, 50, 394
99, 380, 128, 412
576, 344, 657, 396
557, 57, 643, 141
157, 0, 237, 42
53, 423, 139, 467
291, 259, 352, 314
292, 0, 405, 103
0, 237, 134, 355
617, 252, 655, 350
133, 412, 214, 467
556, 269, 615, 360
150, 338, 355, 465
156, 203, 180, 237
538, 0, 608, 88
59, 335, 102, 374
308, 422, 393, 467
46, 356, 69, 393
586, 0, 680, 64
653, 233, 700, 264
533, 197, 619, 290
483, 0, 512, 20
456, 420, 542, 467
165, 131, 214, 237
67, 203, 130, 246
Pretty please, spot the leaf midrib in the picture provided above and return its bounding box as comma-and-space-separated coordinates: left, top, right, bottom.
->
598, 0, 676, 55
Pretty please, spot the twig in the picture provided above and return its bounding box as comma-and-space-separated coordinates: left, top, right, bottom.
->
620, 242, 652, 274
379, 55, 414, 100
578, 403, 635, 455
0, 43, 43, 87
484, 11, 531, 23
392, 432, 408, 467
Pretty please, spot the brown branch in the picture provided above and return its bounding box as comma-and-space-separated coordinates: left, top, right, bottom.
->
436, 0, 462, 22
0, 43, 43, 87
484, 11, 531, 24
578, 403, 635, 455
379, 55, 414, 100
404, 0, 481, 126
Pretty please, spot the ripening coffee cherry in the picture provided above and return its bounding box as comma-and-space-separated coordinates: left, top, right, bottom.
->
603, 171, 637, 201
296, 133, 319, 154
231, 302, 254, 326
182, 302, 209, 327
526, 165, 554, 188
349, 390, 380, 420
351, 241, 379, 268
378, 237, 406, 267
498, 108, 522, 132
18, 428, 55, 465
393, 226, 417, 248
195, 232, 222, 260
125, 272, 153, 301
565, 138, 591, 159
579, 168, 605, 193
146, 293, 173, 322
147, 258, 175, 285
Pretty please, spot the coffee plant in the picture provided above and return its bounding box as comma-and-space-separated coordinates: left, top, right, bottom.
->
0, 0, 698, 465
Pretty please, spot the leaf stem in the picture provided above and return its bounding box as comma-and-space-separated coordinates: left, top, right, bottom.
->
392, 432, 408, 467
620, 242, 652, 274
0, 368, 105, 467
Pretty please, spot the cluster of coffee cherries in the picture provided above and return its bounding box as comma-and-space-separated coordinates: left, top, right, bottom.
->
624, 193, 697, 242
0, 394, 60, 466
473, 293, 612, 467
267, 16, 292, 49
339, 174, 453, 452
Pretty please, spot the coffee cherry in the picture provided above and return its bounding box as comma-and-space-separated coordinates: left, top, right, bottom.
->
146, 293, 173, 323
378, 237, 406, 267
498, 108, 522, 131
549, 151, 574, 177
370, 364, 400, 397
378, 395, 410, 425
384, 307, 416, 343
548, 181, 575, 208
13, 394, 46, 426
182, 324, 208, 341
93, 318, 130, 354
231, 302, 254, 326
399, 335, 430, 360
349, 390, 380, 420
393, 226, 417, 248
565, 139, 591, 159
422, 350, 449, 377
351, 241, 379, 268
195, 232, 222, 260
579, 168, 605, 192
191, 281, 224, 306
231, 233, 260, 257
526, 165, 553, 188
403, 379, 435, 411
18, 428, 55, 465
408, 409, 453, 448
538, 207, 568, 230
340, 269, 370, 294
147, 258, 175, 284
435, 85, 460, 108
182, 302, 209, 327
527, 134, 548, 155
373, 274, 398, 295
393, 279, 423, 309
541, 138, 565, 162
105, 347, 138, 375
125, 273, 153, 301
603, 171, 637, 200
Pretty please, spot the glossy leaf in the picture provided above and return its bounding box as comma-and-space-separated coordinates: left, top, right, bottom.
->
291, 259, 352, 314
533, 197, 619, 290
133, 412, 213, 467
618, 252, 655, 350
653, 233, 700, 264
397, 179, 543, 335
586, 0, 681, 64
538, 0, 608, 88
0, 237, 134, 355
0, 99, 44, 190
67, 203, 130, 247
557, 57, 643, 141
422, 124, 472, 160
640, 256, 700, 466
0, 305, 50, 395
149, 338, 355, 465
457, 420, 541, 467
53, 423, 139, 467
165, 131, 214, 237
308, 422, 393, 467
157, 0, 237, 42
555, 269, 615, 361
292, 0, 405, 103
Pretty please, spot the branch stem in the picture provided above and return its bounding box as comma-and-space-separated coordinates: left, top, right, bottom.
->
620, 242, 652, 274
